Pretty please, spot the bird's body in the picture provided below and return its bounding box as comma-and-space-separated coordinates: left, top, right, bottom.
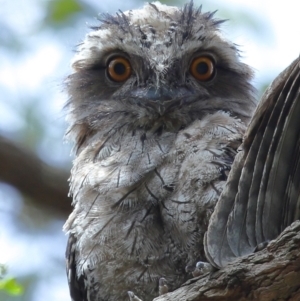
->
64, 2, 256, 300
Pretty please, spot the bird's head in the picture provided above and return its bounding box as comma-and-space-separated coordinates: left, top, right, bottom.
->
65, 1, 256, 152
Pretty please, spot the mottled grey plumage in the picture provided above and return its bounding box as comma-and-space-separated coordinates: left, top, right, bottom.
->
63, 1, 256, 300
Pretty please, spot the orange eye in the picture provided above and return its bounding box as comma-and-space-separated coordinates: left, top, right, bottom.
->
107, 57, 131, 82
190, 56, 215, 81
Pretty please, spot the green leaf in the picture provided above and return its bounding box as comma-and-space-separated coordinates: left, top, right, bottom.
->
0, 277, 24, 296
47, 0, 83, 24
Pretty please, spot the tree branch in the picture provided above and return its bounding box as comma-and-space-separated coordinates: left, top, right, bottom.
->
0, 135, 71, 217
155, 220, 300, 301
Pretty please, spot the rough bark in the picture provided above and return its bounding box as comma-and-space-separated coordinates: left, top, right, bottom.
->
155, 220, 300, 301
0, 135, 71, 217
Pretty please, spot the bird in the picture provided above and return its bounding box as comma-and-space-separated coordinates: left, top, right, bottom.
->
63, 1, 257, 300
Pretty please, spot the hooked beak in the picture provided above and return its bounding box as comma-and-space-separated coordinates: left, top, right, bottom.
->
128, 86, 195, 115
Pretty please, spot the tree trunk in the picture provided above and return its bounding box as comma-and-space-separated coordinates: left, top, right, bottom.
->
155, 220, 300, 301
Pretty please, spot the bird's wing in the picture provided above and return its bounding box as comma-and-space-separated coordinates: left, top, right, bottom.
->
205, 57, 300, 268
66, 234, 88, 301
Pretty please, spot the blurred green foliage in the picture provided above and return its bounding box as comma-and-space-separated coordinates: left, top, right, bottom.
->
47, 0, 83, 23
42, 0, 95, 29
0, 278, 24, 296
0, 265, 24, 296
